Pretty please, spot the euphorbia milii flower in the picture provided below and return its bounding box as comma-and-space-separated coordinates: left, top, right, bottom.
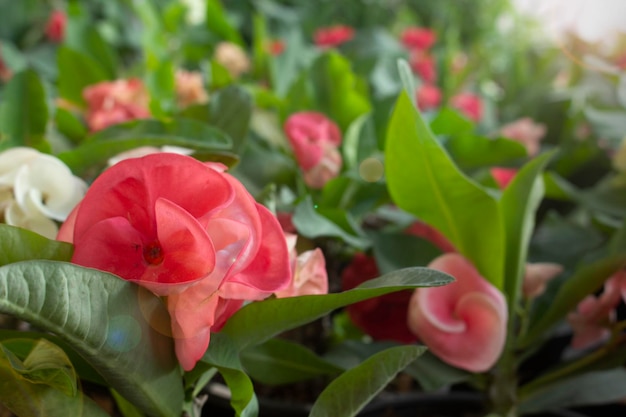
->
45, 10, 66, 42
522, 262, 563, 299
491, 167, 517, 189
499, 118, 547, 157
416, 84, 442, 111
409, 52, 437, 84
284, 112, 343, 189
213, 42, 250, 79
405, 220, 456, 253
407, 253, 507, 372
57, 153, 291, 370
400, 27, 436, 51
342, 253, 418, 344
313, 25, 354, 48
450, 92, 483, 122
175, 69, 209, 108
275, 234, 328, 298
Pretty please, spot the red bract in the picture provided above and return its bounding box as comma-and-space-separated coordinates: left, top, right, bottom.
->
83, 78, 151, 132
416, 84, 442, 111
58, 153, 291, 370
450, 92, 483, 122
342, 253, 418, 344
491, 167, 518, 189
409, 52, 437, 84
314, 25, 354, 48
400, 27, 436, 51
284, 111, 343, 189
407, 253, 507, 372
268, 39, 285, 56
45, 10, 66, 43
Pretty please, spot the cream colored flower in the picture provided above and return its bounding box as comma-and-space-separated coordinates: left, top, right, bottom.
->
0, 147, 87, 239
175, 70, 209, 108
214, 42, 250, 79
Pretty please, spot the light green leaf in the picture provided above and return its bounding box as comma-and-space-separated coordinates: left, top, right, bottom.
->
396, 59, 416, 107
309, 345, 426, 417
0, 224, 73, 266
0, 69, 49, 151
385, 91, 505, 288
206, 0, 244, 45
57, 47, 109, 106
445, 135, 528, 170
0, 261, 184, 417
240, 338, 343, 385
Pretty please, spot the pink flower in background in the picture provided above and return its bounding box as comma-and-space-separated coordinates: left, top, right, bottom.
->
342, 253, 418, 344
268, 39, 286, 56
45, 10, 66, 42
284, 111, 343, 189
400, 27, 436, 51
58, 153, 291, 370
275, 234, 328, 298
522, 262, 563, 299
83, 78, 151, 132
416, 84, 442, 111
314, 25, 354, 48
407, 253, 507, 372
409, 52, 437, 83
568, 270, 626, 350
499, 117, 547, 157
405, 220, 456, 253
450, 92, 483, 122
491, 167, 517, 189
175, 69, 209, 108
214, 42, 250, 79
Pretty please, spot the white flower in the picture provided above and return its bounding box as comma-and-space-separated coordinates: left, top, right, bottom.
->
0, 147, 87, 239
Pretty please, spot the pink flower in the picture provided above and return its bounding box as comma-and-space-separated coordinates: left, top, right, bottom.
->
568, 270, 626, 350
400, 27, 436, 51
409, 52, 437, 84
491, 167, 518, 189
57, 153, 291, 370
175, 69, 209, 108
268, 40, 285, 56
342, 253, 418, 344
45, 10, 66, 43
313, 25, 355, 48
416, 84, 442, 111
275, 234, 328, 298
405, 220, 456, 253
407, 253, 507, 372
522, 262, 563, 299
83, 78, 151, 132
499, 118, 547, 157
450, 92, 483, 122
284, 112, 343, 189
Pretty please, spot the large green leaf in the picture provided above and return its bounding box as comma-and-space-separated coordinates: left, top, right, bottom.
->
208, 86, 253, 154
240, 338, 343, 385
57, 47, 109, 106
57, 118, 237, 177
309, 345, 426, 417
205, 0, 244, 45
0, 261, 184, 417
65, 20, 119, 79
445, 134, 528, 170
0, 69, 49, 151
0, 338, 109, 417
385, 91, 505, 288
0, 224, 73, 266
220, 266, 453, 350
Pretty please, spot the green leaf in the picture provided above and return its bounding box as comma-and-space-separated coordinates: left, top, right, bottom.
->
0, 224, 73, 266
54, 108, 89, 144
396, 59, 416, 107
240, 338, 343, 385
500, 152, 553, 309
0, 339, 109, 417
0, 69, 49, 151
370, 231, 442, 274
205, 0, 244, 45
57, 47, 109, 106
385, 91, 505, 288
430, 107, 474, 138
445, 135, 528, 170
221, 266, 453, 350
57, 118, 236, 177
309, 345, 427, 417
66, 21, 119, 79
209, 86, 252, 153
0, 261, 184, 417
519, 369, 626, 414
293, 196, 370, 250
403, 351, 472, 392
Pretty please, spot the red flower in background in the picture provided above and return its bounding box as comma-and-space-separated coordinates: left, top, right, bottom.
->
83, 78, 151, 132
490, 167, 517, 189
45, 10, 66, 43
314, 25, 354, 48
268, 39, 286, 56
409, 52, 437, 84
450, 92, 483, 122
416, 84, 442, 111
342, 253, 418, 344
401, 27, 436, 51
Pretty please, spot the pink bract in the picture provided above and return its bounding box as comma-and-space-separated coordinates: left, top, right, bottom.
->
409, 52, 437, 84
400, 27, 436, 51
491, 167, 518, 189
499, 117, 547, 157
407, 253, 507, 372
313, 25, 355, 48
275, 234, 328, 298
58, 153, 291, 370
450, 92, 483, 122
416, 84, 442, 111
45, 10, 66, 42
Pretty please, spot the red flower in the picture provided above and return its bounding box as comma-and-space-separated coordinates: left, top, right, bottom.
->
45, 10, 66, 43
450, 92, 483, 122
400, 27, 436, 51
268, 40, 286, 56
58, 153, 291, 370
409, 52, 437, 84
408, 253, 507, 372
313, 25, 354, 48
284, 112, 343, 189
83, 78, 151, 132
416, 84, 442, 111
342, 253, 418, 344
490, 167, 518, 189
